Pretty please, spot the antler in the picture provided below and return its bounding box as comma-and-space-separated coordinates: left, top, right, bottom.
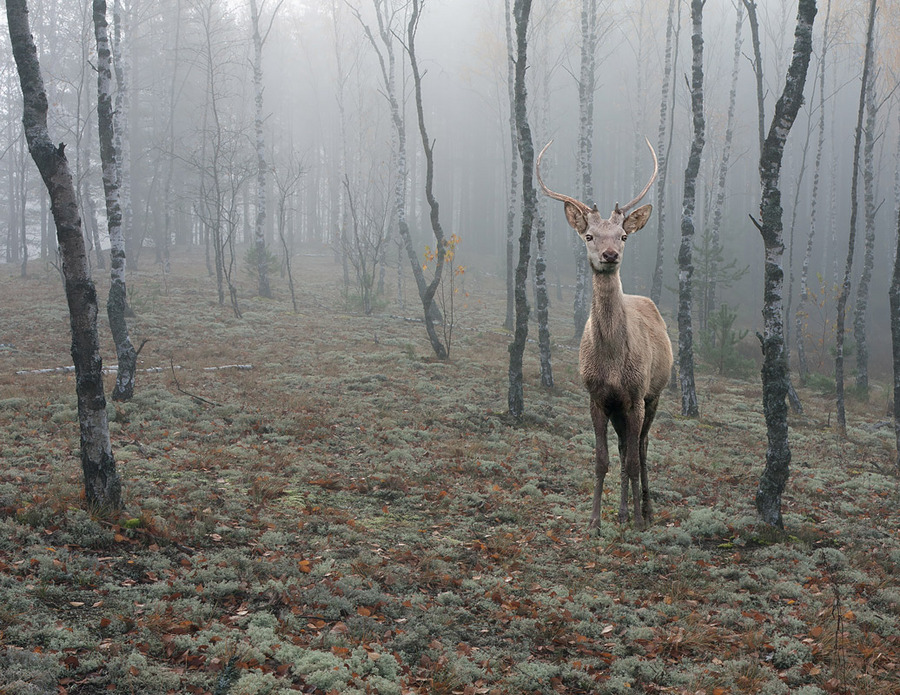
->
617, 138, 658, 215
536, 141, 593, 216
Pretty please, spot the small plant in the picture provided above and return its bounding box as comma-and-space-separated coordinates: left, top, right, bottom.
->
243, 245, 280, 294
698, 303, 752, 377
423, 233, 466, 357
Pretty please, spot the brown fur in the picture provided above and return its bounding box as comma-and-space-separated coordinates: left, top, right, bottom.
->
537, 140, 671, 529
573, 207, 672, 529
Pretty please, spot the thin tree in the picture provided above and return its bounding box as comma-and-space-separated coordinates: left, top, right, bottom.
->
650, 0, 681, 307
853, 51, 878, 395
94, 0, 138, 401
248, 0, 284, 299
350, 0, 439, 325
835, 0, 877, 435
111, 0, 134, 268
677, 0, 704, 417
891, 172, 900, 472
508, 0, 536, 418
406, 0, 448, 359
702, 0, 744, 336
751, 0, 816, 528
573, 0, 597, 336
503, 0, 518, 332
7, 0, 121, 511
795, 0, 832, 383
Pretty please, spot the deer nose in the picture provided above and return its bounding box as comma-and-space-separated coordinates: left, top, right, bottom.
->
601, 249, 619, 263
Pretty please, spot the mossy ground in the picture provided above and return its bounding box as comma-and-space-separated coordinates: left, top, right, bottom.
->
0, 252, 898, 695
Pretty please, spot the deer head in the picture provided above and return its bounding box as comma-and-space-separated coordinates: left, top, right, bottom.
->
536, 139, 658, 274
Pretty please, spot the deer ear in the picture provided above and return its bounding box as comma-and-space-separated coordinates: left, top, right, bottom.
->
623, 204, 652, 234
564, 202, 588, 234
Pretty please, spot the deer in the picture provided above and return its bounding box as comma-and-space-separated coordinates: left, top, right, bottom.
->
536, 139, 673, 531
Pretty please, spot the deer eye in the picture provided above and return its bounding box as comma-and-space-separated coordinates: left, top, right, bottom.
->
621, 234, 628, 242
584, 234, 593, 242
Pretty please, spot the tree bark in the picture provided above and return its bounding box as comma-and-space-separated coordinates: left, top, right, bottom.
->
7, 0, 121, 512
796, 0, 831, 383
508, 0, 536, 418
94, 0, 137, 401
704, 1, 743, 335
677, 0, 704, 418
407, 0, 447, 360
249, 0, 280, 299
743, 0, 766, 155
835, 0, 877, 435
504, 0, 518, 332
650, 0, 678, 307
753, 0, 816, 528
573, 0, 596, 335
853, 57, 877, 395
892, 178, 900, 472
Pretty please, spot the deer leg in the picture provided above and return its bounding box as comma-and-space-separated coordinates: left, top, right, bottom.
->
588, 400, 609, 531
624, 401, 646, 530
639, 397, 659, 523
608, 413, 628, 524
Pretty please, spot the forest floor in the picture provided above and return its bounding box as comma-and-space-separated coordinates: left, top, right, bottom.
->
0, 251, 898, 695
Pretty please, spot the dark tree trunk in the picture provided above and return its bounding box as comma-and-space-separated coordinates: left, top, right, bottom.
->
534, 211, 553, 387
407, 0, 447, 360
677, 0, 704, 418
796, 0, 832, 383
753, 0, 816, 528
93, 0, 137, 401
892, 190, 900, 472
836, 0, 877, 435
508, 0, 536, 419
743, 0, 766, 155
7, 0, 121, 512
853, 59, 877, 395
650, 0, 678, 307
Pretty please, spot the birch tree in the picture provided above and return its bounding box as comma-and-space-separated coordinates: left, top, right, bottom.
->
508, 0, 536, 418
111, 0, 134, 268
853, 53, 878, 395
752, 0, 816, 528
504, 0, 517, 331
892, 174, 900, 472
835, 0, 877, 435
795, 0, 832, 383
94, 0, 138, 401
7, 0, 121, 511
677, 0, 704, 418
248, 0, 284, 299
702, 1, 743, 336
573, 0, 596, 335
650, 0, 680, 307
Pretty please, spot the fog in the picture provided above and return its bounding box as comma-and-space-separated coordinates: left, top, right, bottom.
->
2, 0, 899, 376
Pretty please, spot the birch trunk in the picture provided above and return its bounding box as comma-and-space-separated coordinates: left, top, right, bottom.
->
677, 0, 704, 418
111, 0, 134, 269
650, 0, 679, 307
704, 2, 742, 334
743, 0, 766, 155
534, 208, 553, 388
796, 0, 831, 383
504, 0, 518, 331
7, 0, 121, 512
853, 60, 877, 395
94, 0, 137, 402
508, 0, 535, 418
573, 0, 596, 335
753, 0, 816, 528
835, 0, 877, 435
249, 0, 274, 298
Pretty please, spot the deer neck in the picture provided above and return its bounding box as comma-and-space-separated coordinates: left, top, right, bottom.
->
589, 270, 628, 348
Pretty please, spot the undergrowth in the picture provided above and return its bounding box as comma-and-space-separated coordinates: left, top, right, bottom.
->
0, 253, 897, 694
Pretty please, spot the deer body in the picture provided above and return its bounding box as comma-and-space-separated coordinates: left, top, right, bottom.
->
538, 141, 673, 530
